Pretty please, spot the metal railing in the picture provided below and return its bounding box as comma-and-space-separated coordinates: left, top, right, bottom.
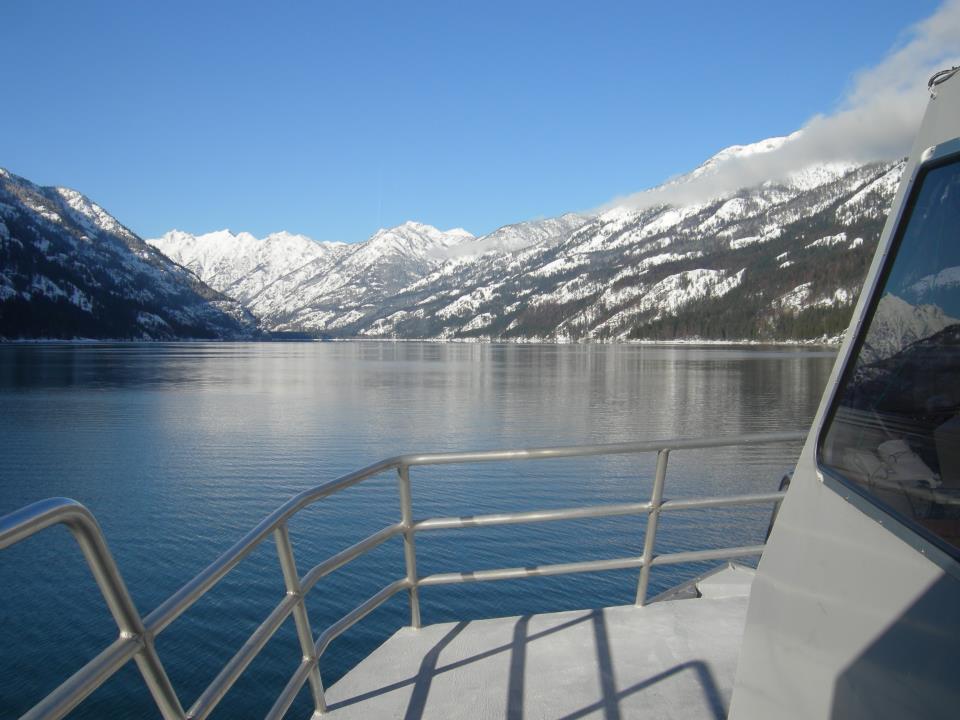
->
0, 430, 804, 720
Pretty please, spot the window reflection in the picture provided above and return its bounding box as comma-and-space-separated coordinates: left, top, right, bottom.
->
822, 158, 960, 551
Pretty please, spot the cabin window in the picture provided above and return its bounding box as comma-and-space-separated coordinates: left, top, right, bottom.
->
820, 154, 960, 554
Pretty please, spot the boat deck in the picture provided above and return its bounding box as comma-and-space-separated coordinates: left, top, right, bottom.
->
322, 565, 753, 719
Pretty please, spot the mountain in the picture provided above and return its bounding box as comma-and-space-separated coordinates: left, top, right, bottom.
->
150, 229, 346, 305
379, 145, 901, 342
439, 214, 590, 258
148, 215, 594, 333
0, 169, 258, 340
360, 163, 895, 342
149, 137, 902, 342
149, 222, 456, 328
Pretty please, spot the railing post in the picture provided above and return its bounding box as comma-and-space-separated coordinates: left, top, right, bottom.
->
66, 507, 186, 720
397, 465, 422, 629
636, 449, 670, 606
274, 524, 327, 714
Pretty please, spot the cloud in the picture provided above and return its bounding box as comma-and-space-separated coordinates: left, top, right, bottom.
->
606, 0, 960, 212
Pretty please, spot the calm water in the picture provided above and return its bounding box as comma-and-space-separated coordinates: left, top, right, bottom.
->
0, 342, 835, 719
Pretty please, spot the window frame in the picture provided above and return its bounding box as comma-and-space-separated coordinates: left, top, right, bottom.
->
816, 137, 960, 572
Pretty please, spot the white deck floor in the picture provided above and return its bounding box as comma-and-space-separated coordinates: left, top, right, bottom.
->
322, 565, 754, 719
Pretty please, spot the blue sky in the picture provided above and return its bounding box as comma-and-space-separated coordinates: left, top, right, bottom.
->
0, 1, 950, 242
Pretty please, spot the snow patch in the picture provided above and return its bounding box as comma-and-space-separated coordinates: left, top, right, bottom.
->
773, 283, 812, 313
326, 309, 367, 329
729, 236, 763, 250
461, 313, 496, 332
805, 232, 847, 250
530, 255, 588, 278
637, 268, 745, 319
813, 287, 853, 308
69, 285, 93, 312
436, 286, 499, 319
31, 275, 66, 300
136, 312, 169, 329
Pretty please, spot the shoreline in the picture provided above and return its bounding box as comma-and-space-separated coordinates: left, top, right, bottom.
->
0, 336, 842, 349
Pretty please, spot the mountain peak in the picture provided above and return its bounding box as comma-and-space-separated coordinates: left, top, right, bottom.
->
686, 132, 801, 182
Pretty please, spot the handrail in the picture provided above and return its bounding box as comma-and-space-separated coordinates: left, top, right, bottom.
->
0, 498, 184, 720
0, 430, 805, 719
143, 456, 399, 637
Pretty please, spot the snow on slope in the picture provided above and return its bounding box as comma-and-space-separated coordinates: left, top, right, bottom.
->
440, 214, 588, 258
0, 169, 257, 340
146, 135, 905, 342
149, 229, 345, 303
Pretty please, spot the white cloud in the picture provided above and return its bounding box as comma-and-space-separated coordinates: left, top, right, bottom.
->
606, 0, 960, 212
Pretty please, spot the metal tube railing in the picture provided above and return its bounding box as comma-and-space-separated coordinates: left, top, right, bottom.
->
0, 430, 804, 720
636, 449, 669, 605
0, 498, 186, 720
314, 579, 412, 657
19, 636, 142, 720
397, 466, 422, 629
265, 658, 316, 720
419, 555, 647, 585
650, 545, 767, 566
413, 500, 654, 530
300, 523, 403, 594
662, 491, 785, 512
187, 593, 301, 719
142, 457, 399, 637
274, 525, 326, 713
394, 430, 803, 466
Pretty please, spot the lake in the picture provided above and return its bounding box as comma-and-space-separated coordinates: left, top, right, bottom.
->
0, 342, 835, 719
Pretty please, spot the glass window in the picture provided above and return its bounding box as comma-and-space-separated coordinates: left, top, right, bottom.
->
820, 156, 960, 554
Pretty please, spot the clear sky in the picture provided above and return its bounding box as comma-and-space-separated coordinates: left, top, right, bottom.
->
0, 1, 949, 242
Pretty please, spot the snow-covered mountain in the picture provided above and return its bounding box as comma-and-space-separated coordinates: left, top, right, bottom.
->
438, 214, 589, 259
5, 131, 904, 343
361, 155, 899, 342
150, 229, 345, 304
148, 136, 902, 342
148, 221, 486, 331
0, 169, 257, 340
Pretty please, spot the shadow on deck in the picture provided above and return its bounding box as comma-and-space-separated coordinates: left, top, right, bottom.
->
323, 565, 752, 719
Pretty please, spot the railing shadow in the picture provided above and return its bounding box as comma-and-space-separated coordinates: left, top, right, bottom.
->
403, 621, 470, 720
325, 611, 593, 713
506, 615, 530, 719
327, 607, 727, 720
557, 659, 726, 720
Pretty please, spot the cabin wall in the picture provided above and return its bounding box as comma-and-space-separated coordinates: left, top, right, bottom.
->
730, 442, 960, 719
730, 70, 960, 720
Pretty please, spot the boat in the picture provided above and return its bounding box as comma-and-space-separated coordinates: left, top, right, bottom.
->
3, 66, 959, 719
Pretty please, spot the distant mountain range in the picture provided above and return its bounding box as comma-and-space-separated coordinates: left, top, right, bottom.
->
150, 215, 589, 335
148, 138, 904, 342
1, 135, 904, 342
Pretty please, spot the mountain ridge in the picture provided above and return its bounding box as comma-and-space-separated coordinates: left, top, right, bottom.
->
1, 133, 905, 342
147, 137, 901, 342
0, 169, 258, 340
